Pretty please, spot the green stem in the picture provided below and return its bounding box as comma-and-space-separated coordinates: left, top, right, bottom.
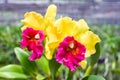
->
67, 70, 74, 80
84, 65, 93, 77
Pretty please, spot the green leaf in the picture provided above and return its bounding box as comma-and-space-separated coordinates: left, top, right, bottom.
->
14, 47, 38, 74
36, 56, 50, 75
0, 64, 23, 73
49, 58, 61, 80
0, 64, 29, 79
36, 74, 45, 80
0, 72, 28, 79
89, 43, 101, 66
82, 75, 105, 80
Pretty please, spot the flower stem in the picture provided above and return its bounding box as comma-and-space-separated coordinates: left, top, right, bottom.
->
67, 70, 74, 80
84, 65, 93, 77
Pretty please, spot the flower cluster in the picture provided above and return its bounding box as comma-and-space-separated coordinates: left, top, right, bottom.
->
20, 4, 101, 71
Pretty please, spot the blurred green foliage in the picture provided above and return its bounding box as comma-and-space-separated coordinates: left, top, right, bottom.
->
0, 25, 21, 65
91, 25, 120, 80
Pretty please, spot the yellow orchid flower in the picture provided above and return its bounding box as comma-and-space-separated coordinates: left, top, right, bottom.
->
20, 4, 57, 60
45, 16, 101, 70
55, 17, 101, 57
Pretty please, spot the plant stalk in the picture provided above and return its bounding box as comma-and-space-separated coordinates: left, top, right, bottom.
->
84, 65, 93, 77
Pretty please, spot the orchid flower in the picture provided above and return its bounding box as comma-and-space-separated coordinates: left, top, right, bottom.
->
45, 17, 101, 71
20, 4, 57, 60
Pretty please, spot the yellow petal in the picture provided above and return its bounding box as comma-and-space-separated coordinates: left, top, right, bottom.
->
45, 25, 61, 59
79, 60, 87, 69
74, 19, 89, 36
45, 38, 58, 59
79, 31, 101, 57
44, 4, 57, 26
21, 11, 44, 30
46, 25, 59, 42
55, 17, 76, 37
